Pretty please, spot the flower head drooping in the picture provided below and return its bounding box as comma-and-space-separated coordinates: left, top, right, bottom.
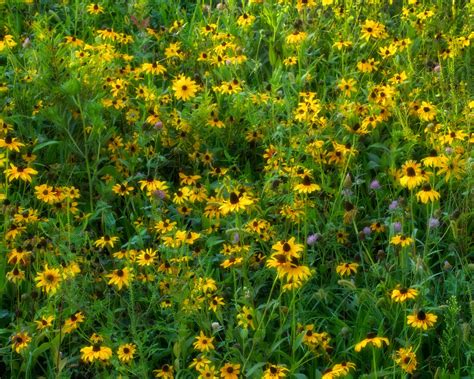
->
354, 332, 389, 352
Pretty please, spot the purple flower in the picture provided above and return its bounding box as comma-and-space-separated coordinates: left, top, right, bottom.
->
363, 227, 372, 236
392, 222, 402, 233
307, 233, 320, 246
428, 217, 440, 229
370, 180, 381, 190
389, 200, 399, 211
232, 233, 240, 244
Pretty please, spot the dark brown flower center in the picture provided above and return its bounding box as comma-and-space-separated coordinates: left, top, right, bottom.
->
229, 192, 239, 204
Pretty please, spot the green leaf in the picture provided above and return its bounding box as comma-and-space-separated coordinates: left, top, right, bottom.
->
33, 140, 60, 152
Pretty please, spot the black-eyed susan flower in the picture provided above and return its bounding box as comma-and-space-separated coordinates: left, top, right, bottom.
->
331, 361, 356, 376
220, 363, 240, 379
0, 135, 24, 151
193, 331, 215, 353
112, 182, 134, 196
62, 311, 85, 334
189, 355, 212, 371
35, 184, 58, 204
417, 101, 437, 121
219, 191, 253, 215
360, 19, 387, 41
172, 75, 199, 101
293, 175, 321, 194
6, 268, 26, 283
117, 343, 136, 363
94, 235, 119, 249
35, 265, 62, 295
399, 160, 424, 189
391, 286, 418, 302
86, 3, 104, 14
106, 267, 133, 290
153, 364, 174, 378
4, 164, 38, 182
80, 344, 113, 362
262, 364, 289, 378
140, 61, 167, 75
393, 346, 417, 374
11, 331, 31, 353
354, 333, 389, 352
407, 310, 437, 330
236, 306, 256, 330
437, 155, 466, 182
336, 262, 359, 276
137, 248, 157, 266
271, 237, 303, 258
390, 234, 414, 247
416, 183, 440, 203
35, 315, 54, 330
338, 78, 357, 96
209, 296, 224, 312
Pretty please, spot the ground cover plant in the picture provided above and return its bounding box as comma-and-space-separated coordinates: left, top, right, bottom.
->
0, 0, 473, 378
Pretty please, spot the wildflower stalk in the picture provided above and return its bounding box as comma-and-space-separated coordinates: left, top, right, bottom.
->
71, 95, 94, 211
242, 276, 278, 371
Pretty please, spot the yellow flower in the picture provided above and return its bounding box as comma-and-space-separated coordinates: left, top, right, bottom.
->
354, 333, 389, 352
220, 363, 240, 379
237, 13, 255, 28
35, 265, 62, 295
4, 164, 38, 182
407, 310, 437, 330
338, 78, 357, 96
0, 135, 24, 151
6, 268, 26, 283
394, 346, 418, 374
293, 175, 321, 194
172, 75, 199, 101
106, 267, 133, 290
11, 332, 31, 353
140, 61, 167, 75
62, 311, 85, 334
237, 306, 256, 330
331, 361, 356, 377
112, 182, 134, 196
416, 183, 440, 203
193, 331, 215, 352
35, 315, 55, 330
219, 192, 253, 215
390, 286, 418, 302
417, 101, 437, 121
262, 364, 289, 378
153, 364, 174, 378
360, 19, 387, 41
336, 262, 359, 277
390, 234, 414, 247
399, 160, 424, 189
209, 296, 224, 312
94, 235, 119, 249
80, 344, 113, 362
86, 3, 104, 15
137, 248, 157, 266
117, 343, 136, 363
